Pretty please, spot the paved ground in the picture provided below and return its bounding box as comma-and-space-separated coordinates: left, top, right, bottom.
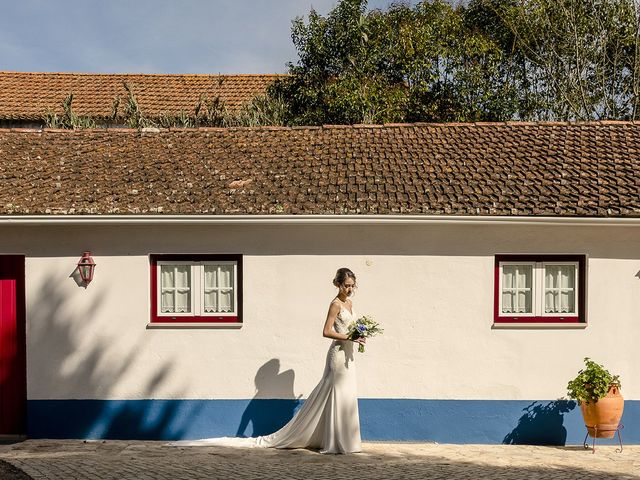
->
0, 440, 638, 480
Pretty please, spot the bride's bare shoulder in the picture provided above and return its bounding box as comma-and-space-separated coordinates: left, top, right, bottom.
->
329, 298, 341, 310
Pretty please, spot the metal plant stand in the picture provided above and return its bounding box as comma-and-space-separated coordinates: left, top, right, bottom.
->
583, 424, 624, 453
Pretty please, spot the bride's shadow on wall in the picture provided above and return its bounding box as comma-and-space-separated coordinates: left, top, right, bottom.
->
236, 359, 302, 437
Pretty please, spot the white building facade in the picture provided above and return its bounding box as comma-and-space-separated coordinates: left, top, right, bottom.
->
0, 123, 638, 444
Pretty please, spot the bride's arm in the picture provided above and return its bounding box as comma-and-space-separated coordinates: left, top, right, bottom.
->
322, 302, 350, 341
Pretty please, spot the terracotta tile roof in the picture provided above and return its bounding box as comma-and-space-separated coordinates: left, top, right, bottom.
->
0, 71, 283, 121
0, 122, 639, 216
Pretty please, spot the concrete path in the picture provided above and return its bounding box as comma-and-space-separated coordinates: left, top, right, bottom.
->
0, 440, 638, 479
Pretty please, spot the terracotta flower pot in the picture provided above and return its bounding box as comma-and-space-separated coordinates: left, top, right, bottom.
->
580, 385, 624, 438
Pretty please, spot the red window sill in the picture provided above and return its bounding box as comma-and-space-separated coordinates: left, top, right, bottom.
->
147, 321, 243, 329
494, 316, 582, 323
150, 316, 240, 323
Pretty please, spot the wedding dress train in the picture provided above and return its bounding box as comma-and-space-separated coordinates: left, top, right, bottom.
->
172, 305, 361, 454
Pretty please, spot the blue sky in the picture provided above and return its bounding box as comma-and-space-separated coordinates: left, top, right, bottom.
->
0, 0, 405, 74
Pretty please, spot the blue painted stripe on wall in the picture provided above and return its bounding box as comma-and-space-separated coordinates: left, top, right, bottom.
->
27, 399, 640, 444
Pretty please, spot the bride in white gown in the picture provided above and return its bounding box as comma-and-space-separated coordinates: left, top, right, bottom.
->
172, 268, 366, 454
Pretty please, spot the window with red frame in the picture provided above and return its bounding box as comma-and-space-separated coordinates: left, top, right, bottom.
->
150, 255, 242, 323
494, 255, 586, 324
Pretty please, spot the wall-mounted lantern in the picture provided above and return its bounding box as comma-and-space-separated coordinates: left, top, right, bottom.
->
77, 251, 96, 284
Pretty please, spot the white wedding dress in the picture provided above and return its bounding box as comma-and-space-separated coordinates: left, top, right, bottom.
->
171, 303, 361, 454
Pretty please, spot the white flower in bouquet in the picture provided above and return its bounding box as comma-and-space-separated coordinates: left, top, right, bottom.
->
347, 315, 383, 353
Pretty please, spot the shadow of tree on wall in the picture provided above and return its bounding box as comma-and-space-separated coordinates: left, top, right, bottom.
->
27, 273, 200, 440
503, 401, 576, 446
236, 359, 302, 437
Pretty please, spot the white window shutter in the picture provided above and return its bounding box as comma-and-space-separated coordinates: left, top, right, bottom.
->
160, 264, 192, 314
501, 264, 533, 314
203, 265, 217, 313
544, 264, 576, 314
202, 263, 235, 314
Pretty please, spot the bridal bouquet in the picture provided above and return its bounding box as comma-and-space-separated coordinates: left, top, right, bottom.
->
347, 315, 383, 353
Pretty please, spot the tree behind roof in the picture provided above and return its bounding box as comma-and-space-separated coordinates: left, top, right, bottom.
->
269, 0, 640, 124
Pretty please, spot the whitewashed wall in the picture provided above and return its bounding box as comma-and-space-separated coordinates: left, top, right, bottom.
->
1, 223, 638, 402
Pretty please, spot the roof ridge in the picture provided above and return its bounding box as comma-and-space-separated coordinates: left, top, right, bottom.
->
1, 120, 639, 134
0, 71, 287, 77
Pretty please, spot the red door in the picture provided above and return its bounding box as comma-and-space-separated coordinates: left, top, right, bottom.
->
0, 256, 26, 435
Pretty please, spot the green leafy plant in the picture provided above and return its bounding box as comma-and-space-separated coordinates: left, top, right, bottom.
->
122, 82, 155, 128
567, 357, 621, 404
226, 94, 288, 127
44, 93, 96, 129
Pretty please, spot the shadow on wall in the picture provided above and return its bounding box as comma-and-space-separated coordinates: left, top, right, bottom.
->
503, 401, 576, 446
236, 359, 302, 437
27, 272, 200, 439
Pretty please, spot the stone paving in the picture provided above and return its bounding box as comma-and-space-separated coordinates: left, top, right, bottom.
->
0, 440, 638, 480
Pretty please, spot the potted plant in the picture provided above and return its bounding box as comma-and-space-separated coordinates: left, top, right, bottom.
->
567, 357, 624, 439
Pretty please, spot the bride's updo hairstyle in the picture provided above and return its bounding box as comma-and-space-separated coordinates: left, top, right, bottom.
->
333, 267, 357, 289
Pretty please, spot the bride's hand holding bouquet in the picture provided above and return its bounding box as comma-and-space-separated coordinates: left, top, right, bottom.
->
347, 315, 383, 353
